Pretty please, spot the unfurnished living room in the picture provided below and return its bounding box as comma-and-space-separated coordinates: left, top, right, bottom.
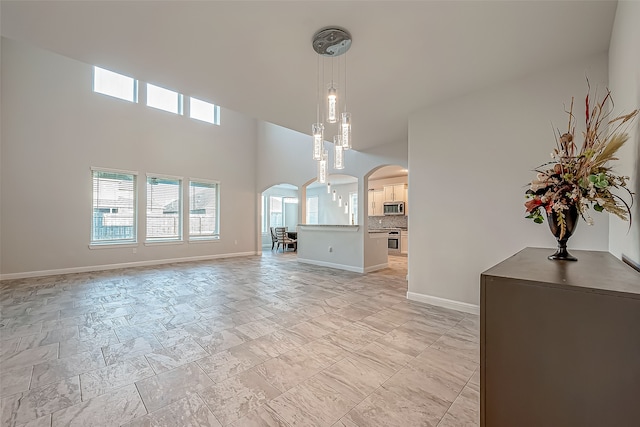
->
1, 2, 640, 427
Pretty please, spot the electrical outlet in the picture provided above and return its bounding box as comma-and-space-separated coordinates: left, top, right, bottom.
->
234, 240, 238, 245
328, 246, 333, 252
132, 248, 137, 254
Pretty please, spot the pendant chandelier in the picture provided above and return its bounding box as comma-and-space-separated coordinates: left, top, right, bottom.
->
311, 27, 352, 184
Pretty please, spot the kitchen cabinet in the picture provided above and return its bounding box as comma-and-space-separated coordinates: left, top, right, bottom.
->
401, 230, 408, 254
384, 184, 407, 203
368, 190, 384, 216
481, 248, 640, 427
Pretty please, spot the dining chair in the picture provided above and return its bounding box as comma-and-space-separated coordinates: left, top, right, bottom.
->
274, 227, 297, 252
270, 227, 278, 250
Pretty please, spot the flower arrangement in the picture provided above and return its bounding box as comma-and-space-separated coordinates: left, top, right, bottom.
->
524, 84, 638, 239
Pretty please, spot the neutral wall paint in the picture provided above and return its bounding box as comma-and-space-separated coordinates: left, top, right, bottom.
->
408, 53, 610, 307
1, 38, 258, 276
608, 1, 640, 265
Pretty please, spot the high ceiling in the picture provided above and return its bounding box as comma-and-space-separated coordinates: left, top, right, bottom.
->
0, 1, 617, 151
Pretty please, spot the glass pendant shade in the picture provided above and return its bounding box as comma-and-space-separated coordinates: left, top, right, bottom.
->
332, 190, 337, 201
327, 86, 337, 123
327, 182, 331, 194
341, 112, 351, 150
338, 196, 342, 207
334, 136, 344, 169
317, 150, 328, 183
312, 123, 324, 160
344, 203, 348, 214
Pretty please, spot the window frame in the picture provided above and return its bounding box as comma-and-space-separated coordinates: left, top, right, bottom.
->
188, 178, 220, 241
145, 173, 184, 244
90, 167, 138, 248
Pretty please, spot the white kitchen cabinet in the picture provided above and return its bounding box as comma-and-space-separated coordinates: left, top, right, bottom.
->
401, 230, 408, 254
368, 190, 384, 216
384, 184, 407, 203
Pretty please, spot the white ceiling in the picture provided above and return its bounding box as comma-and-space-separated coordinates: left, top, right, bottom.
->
0, 1, 617, 152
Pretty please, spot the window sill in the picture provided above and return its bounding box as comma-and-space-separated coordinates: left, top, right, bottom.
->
189, 237, 220, 244
89, 242, 138, 250
144, 240, 184, 247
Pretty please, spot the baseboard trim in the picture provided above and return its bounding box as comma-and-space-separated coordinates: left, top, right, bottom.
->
297, 258, 364, 273
0, 252, 257, 281
363, 262, 388, 273
406, 291, 480, 315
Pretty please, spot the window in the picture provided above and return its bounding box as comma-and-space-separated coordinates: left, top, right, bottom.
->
146, 175, 182, 241
189, 179, 219, 239
306, 196, 319, 224
93, 67, 137, 102
349, 192, 358, 225
91, 168, 137, 244
269, 196, 283, 227
147, 83, 183, 115
190, 97, 220, 125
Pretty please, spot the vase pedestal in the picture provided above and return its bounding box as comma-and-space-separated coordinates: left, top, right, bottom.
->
548, 239, 577, 261
547, 205, 579, 261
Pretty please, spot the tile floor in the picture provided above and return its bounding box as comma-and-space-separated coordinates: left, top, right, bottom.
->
0, 253, 479, 427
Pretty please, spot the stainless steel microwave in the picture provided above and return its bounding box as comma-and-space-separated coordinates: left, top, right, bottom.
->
383, 201, 405, 215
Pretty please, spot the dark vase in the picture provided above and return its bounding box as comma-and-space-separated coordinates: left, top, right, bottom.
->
547, 204, 579, 261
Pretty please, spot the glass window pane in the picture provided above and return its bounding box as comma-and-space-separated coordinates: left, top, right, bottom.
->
190, 97, 218, 124
189, 180, 218, 238
93, 67, 136, 102
92, 170, 136, 243
147, 83, 182, 114
147, 177, 182, 240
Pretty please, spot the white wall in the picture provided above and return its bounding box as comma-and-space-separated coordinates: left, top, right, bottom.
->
1, 38, 258, 276
408, 53, 610, 309
608, 1, 640, 265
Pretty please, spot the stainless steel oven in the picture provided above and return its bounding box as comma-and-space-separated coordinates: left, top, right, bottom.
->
387, 230, 401, 253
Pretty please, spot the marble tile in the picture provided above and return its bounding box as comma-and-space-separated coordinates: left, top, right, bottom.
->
241, 329, 309, 359
314, 356, 390, 404
51, 383, 146, 427
332, 305, 378, 322
135, 362, 214, 412
410, 347, 478, 388
101, 336, 162, 365
0, 338, 19, 358
343, 386, 445, 427
267, 376, 353, 427
438, 385, 480, 427
229, 404, 289, 427
431, 334, 479, 363
15, 414, 52, 427
113, 324, 167, 342
381, 364, 462, 408
58, 332, 119, 358
196, 345, 265, 383
253, 349, 326, 393
31, 349, 105, 388
122, 393, 221, 427
235, 318, 281, 340
198, 369, 281, 425
348, 341, 415, 378
194, 329, 246, 355
0, 366, 33, 398
287, 321, 330, 340
80, 356, 155, 400
0, 323, 43, 342
1, 376, 81, 427
375, 327, 430, 357
144, 337, 208, 374
0, 342, 59, 372
17, 326, 79, 352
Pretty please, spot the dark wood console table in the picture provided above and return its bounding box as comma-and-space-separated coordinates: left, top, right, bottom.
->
480, 247, 640, 427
